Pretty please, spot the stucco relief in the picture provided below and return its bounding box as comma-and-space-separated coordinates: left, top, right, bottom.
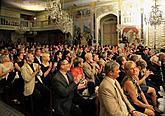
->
95, 5, 114, 18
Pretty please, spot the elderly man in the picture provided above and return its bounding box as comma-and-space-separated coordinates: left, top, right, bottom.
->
98, 61, 146, 116
21, 53, 50, 115
83, 52, 98, 96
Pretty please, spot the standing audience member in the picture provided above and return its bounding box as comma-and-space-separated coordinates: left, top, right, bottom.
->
11, 52, 25, 104
83, 53, 97, 96
71, 57, 87, 90
0, 54, 14, 83
21, 53, 50, 116
51, 59, 82, 116
52, 50, 62, 73
34, 48, 42, 65
0, 54, 15, 102
41, 52, 52, 88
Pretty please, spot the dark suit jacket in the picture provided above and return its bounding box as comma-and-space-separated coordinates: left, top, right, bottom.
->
34, 56, 41, 65
51, 71, 77, 116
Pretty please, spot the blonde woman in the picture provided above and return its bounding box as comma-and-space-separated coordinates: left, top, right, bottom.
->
122, 61, 155, 116
0, 54, 14, 83
41, 52, 52, 88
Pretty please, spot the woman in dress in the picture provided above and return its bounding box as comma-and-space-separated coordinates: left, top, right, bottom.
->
122, 61, 155, 116
41, 52, 52, 88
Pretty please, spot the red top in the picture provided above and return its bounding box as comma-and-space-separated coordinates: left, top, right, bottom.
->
70, 67, 84, 80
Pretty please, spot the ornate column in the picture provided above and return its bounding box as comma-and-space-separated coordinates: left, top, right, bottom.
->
141, 8, 144, 42
91, 2, 96, 45
118, 0, 122, 42
80, 11, 83, 34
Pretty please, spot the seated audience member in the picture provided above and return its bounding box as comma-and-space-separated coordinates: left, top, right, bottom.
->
122, 61, 155, 116
158, 53, 165, 88
129, 54, 141, 63
98, 61, 146, 116
136, 59, 161, 113
21, 53, 50, 115
141, 48, 151, 66
148, 54, 165, 92
116, 55, 127, 85
51, 59, 82, 116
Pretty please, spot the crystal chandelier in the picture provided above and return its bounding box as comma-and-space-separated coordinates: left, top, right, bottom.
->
47, 0, 73, 34
144, 0, 163, 49
149, 0, 163, 25
15, 23, 27, 34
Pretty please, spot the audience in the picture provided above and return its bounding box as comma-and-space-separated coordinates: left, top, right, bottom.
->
0, 42, 164, 116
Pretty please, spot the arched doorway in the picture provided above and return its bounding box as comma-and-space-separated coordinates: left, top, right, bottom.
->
100, 14, 117, 46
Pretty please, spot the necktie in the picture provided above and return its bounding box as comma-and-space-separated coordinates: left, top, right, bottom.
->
64, 74, 69, 84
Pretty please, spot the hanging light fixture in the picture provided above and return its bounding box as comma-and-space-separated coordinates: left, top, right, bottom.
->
15, 23, 27, 34
149, 0, 163, 25
47, 0, 62, 20
15, 0, 27, 34
144, 0, 163, 49
47, 0, 73, 34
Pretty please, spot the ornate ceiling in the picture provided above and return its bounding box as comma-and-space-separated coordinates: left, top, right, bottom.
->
1, 0, 110, 11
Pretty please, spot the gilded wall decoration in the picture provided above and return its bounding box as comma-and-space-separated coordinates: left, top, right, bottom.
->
73, 8, 93, 45
95, 5, 114, 18
122, 26, 140, 44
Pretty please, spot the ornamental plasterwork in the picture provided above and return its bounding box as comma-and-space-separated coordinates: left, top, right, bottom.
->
95, 5, 114, 18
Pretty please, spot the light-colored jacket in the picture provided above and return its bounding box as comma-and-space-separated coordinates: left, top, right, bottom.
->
83, 62, 97, 82
98, 76, 135, 116
21, 63, 43, 96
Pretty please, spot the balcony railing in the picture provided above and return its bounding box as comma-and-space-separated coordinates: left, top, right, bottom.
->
0, 16, 57, 31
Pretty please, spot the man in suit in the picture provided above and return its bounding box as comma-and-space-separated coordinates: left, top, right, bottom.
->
51, 59, 82, 116
98, 61, 146, 116
34, 48, 42, 65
